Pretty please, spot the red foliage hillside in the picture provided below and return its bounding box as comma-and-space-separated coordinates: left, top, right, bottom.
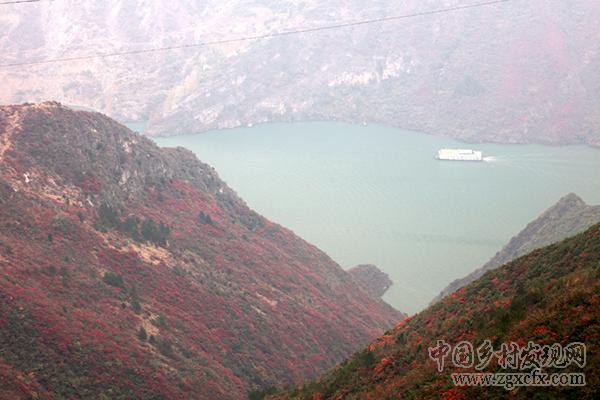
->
0, 102, 402, 399
273, 225, 600, 399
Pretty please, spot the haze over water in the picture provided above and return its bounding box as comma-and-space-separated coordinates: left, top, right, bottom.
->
155, 122, 600, 314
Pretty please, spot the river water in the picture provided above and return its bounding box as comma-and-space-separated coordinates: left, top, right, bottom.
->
153, 122, 600, 314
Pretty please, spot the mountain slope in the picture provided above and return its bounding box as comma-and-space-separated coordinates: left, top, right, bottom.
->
435, 193, 600, 303
1, 1, 600, 146
0, 102, 402, 399
272, 223, 600, 399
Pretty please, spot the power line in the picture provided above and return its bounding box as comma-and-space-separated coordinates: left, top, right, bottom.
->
0, 0, 52, 4
0, 0, 512, 68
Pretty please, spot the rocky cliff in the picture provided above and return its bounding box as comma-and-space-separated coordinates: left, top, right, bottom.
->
348, 264, 393, 298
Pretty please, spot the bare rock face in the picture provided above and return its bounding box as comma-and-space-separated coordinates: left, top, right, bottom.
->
2, 1, 600, 146
349, 264, 393, 298
433, 193, 600, 303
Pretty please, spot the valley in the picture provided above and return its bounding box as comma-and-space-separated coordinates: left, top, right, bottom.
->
155, 121, 600, 313
2, 1, 600, 397
271, 221, 600, 399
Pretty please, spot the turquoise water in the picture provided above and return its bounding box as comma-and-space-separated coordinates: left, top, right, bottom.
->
153, 122, 600, 314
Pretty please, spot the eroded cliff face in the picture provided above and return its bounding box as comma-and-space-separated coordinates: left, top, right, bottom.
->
0, 102, 402, 399
2, 1, 600, 146
349, 264, 393, 298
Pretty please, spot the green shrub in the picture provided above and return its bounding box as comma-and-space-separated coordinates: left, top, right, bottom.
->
94, 203, 120, 230
131, 297, 142, 314
141, 218, 170, 245
151, 315, 166, 327
52, 214, 74, 235
103, 272, 125, 289
198, 211, 213, 225
248, 387, 277, 400
137, 326, 147, 341
156, 338, 174, 358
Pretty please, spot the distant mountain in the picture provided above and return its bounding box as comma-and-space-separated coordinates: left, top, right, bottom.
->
0, 102, 402, 399
434, 193, 600, 303
2, 1, 600, 146
348, 264, 393, 298
271, 223, 600, 399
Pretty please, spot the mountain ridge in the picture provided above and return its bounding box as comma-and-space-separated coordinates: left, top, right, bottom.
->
271, 222, 600, 399
433, 193, 600, 303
